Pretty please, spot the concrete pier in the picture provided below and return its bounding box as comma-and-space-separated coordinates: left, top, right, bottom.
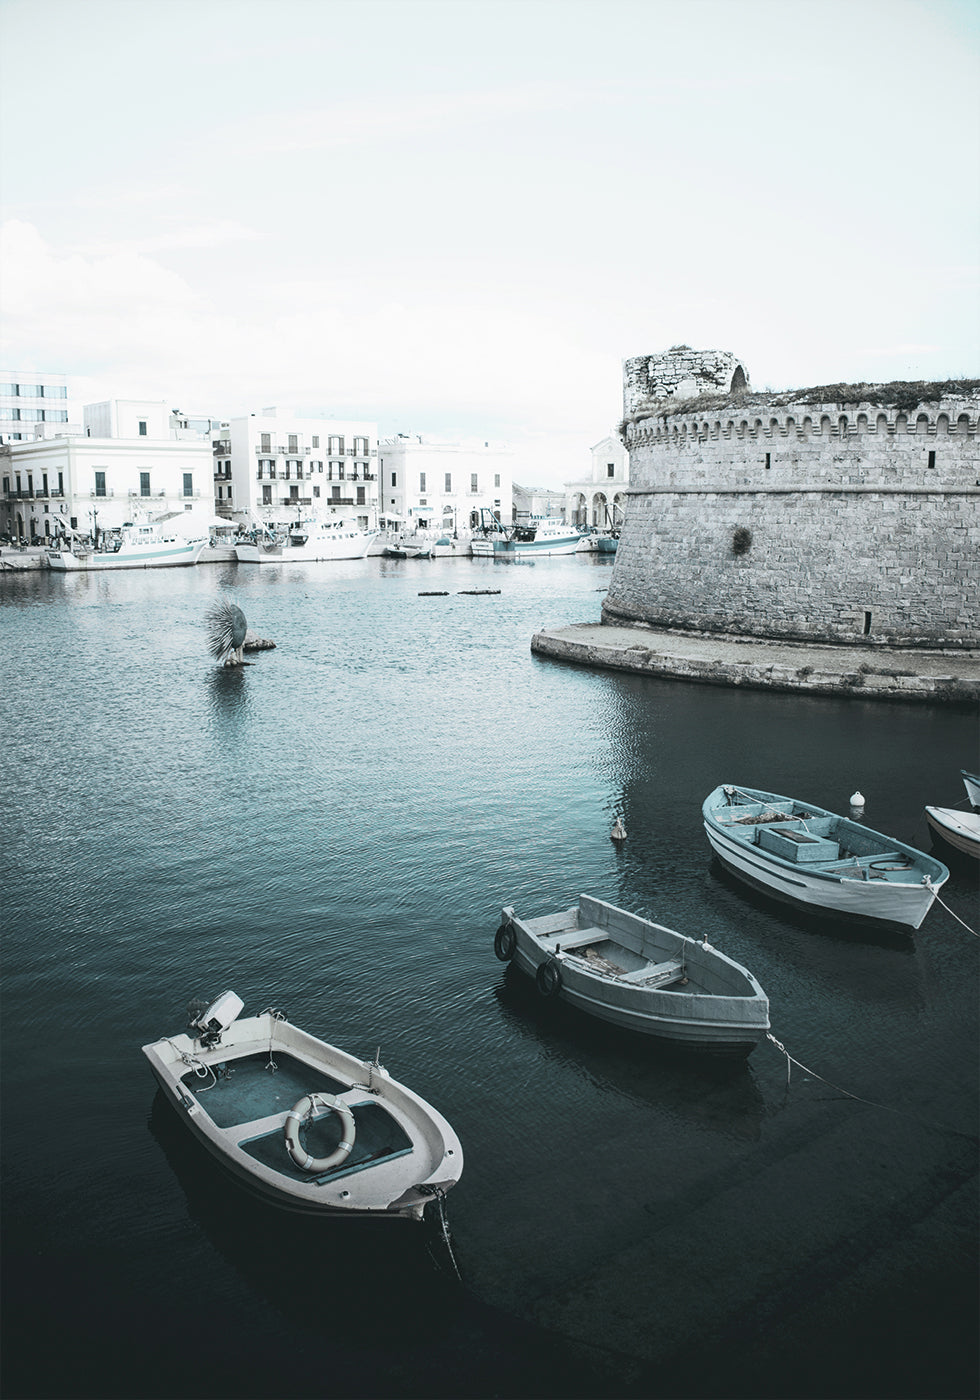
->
532, 622, 980, 705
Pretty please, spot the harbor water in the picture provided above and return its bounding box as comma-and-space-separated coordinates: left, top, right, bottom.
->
1, 553, 977, 1400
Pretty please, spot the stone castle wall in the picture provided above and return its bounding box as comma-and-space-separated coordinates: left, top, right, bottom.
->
606, 379, 980, 648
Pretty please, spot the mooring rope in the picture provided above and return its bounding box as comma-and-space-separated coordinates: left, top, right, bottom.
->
924, 879, 978, 937
765, 1033, 977, 1141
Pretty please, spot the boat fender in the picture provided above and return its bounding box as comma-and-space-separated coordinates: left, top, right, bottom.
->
535, 957, 562, 999
494, 922, 516, 961
284, 1093, 356, 1174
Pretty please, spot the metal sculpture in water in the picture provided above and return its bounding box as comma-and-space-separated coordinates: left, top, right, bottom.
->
206, 598, 248, 667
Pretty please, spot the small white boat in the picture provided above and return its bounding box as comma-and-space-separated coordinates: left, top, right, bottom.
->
143, 993, 463, 1220
47, 522, 208, 570
235, 517, 378, 563
494, 894, 769, 1055
924, 806, 980, 860
703, 784, 949, 930
961, 770, 980, 810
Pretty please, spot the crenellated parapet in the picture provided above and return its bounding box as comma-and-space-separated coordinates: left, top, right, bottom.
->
606, 355, 980, 650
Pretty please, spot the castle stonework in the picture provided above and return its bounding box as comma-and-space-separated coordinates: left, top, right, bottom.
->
606, 349, 980, 648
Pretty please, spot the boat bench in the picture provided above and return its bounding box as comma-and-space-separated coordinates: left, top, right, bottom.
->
822, 851, 903, 872
546, 925, 609, 950
619, 958, 685, 986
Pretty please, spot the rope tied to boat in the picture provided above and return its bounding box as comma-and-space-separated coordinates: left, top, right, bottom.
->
261, 1007, 287, 1070
924, 878, 978, 937
420, 1184, 462, 1281
765, 1032, 978, 1141
165, 1039, 218, 1090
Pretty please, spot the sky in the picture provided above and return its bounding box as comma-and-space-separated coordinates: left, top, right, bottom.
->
1, 0, 978, 485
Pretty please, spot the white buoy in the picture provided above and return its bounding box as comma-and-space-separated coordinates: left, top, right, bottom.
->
610, 818, 627, 843
850, 790, 865, 809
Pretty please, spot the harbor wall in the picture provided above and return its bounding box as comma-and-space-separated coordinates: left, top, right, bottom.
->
608, 363, 980, 648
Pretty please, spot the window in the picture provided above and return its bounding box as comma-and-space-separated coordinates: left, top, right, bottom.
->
182, 473, 193, 497
58, 472, 64, 495
764, 453, 771, 469
356, 486, 365, 505
42, 473, 48, 496
927, 451, 936, 469
494, 475, 500, 488
140, 471, 150, 497
138, 420, 147, 436
445, 473, 452, 492
313, 485, 321, 498
95, 471, 106, 497
41, 384, 67, 398
262, 484, 272, 505
329, 435, 344, 455
419, 472, 426, 492
260, 433, 271, 451
312, 436, 319, 449
391, 472, 397, 487
331, 485, 341, 501
470, 473, 478, 492
607, 463, 615, 478
288, 435, 298, 453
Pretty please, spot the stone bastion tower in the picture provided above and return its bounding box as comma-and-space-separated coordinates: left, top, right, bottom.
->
606, 346, 979, 649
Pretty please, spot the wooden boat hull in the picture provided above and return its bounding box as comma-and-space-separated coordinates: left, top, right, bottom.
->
703, 785, 949, 930
497, 894, 769, 1055
143, 1011, 462, 1220
925, 806, 980, 860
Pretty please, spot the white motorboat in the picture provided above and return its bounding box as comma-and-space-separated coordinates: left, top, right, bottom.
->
924, 806, 980, 860
47, 521, 208, 570
494, 894, 770, 1055
703, 784, 949, 931
235, 517, 378, 563
143, 993, 463, 1220
961, 770, 980, 810
493, 518, 584, 557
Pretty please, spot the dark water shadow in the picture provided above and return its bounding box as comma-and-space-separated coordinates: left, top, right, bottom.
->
493, 964, 767, 1138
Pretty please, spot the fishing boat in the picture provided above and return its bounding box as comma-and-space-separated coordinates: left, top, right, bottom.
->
142, 992, 463, 1220
47, 521, 208, 570
235, 517, 378, 563
383, 540, 431, 559
703, 784, 949, 930
494, 894, 769, 1054
468, 508, 583, 558
961, 770, 980, 810
924, 806, 980, 860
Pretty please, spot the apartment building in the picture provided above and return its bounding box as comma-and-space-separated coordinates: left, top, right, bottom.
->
1, 371, 79, 444
218, 411, 379, 531
377, 435, 513, 535
0, 397, 213, 543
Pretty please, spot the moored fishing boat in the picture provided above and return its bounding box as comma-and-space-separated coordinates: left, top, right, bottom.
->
703, 784, 949, 930
47, 521, 208, 570
961, 770, 980, 810
235, 516, 378, 563
143, 993, 463, 1220
494, 894, 769, 1054
493, 517, 584, 557
924, 806, 980, 860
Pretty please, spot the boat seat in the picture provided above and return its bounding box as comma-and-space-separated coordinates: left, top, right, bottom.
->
547, 926, 609, 951
619, 958, 685, 986
822, 851, 902, 871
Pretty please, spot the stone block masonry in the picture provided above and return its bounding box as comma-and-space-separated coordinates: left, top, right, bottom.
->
610, 350, 979, 649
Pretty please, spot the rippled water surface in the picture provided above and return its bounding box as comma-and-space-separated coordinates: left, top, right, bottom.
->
2, 554, 977, 1400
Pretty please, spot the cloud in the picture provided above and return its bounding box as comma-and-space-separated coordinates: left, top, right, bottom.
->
0, 220, 618, 481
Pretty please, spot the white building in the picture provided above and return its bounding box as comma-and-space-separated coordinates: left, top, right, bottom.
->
513, 483, 567, 522
564, 433, 630, 529
0, 398, 214, 543
1, 371, 80, 444
218, 411, 379, 531
377, 435, 513, 536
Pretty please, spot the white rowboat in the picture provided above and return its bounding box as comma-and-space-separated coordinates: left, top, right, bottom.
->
495, 894, 769, 1055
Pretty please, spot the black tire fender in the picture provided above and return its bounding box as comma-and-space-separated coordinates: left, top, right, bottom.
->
494, 922, 516, 961
535, 957, 562, 999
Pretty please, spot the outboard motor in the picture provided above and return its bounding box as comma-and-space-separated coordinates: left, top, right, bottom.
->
189, 990, 244, 1048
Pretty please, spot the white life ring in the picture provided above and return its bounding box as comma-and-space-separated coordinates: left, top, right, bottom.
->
284, 1092, 356, 1173
60, 504, 67, 513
